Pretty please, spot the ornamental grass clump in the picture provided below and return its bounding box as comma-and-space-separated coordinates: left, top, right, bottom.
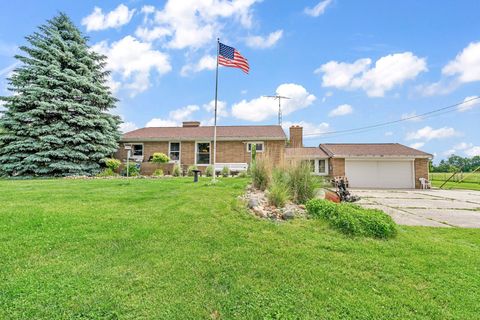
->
287, 161, 316, 204
172, 164, 181, 177
205, 165, 214, 177
251, 158, 270, 191
306, 199, 397, 239
221, 166, 230, 177
267, 168, 290, 207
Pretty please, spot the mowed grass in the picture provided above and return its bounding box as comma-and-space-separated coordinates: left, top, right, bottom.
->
1, 178, 480, 319
431, 172, 480, 190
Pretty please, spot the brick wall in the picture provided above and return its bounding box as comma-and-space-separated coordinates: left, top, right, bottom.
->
115, 139, 286, 174
329, 158, 345, 177
414, 158, 429, 189
289, 126, 303, 148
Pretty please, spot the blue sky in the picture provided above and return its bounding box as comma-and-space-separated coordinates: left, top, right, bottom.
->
1, 0, 479, 161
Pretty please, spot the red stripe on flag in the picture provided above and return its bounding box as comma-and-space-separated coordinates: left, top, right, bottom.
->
218, 49, 249, 74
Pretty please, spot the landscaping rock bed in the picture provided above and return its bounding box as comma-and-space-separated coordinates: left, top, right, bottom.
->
241, 184, 307, 221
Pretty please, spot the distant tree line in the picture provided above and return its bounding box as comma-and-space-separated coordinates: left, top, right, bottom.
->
430, 155, 480, 172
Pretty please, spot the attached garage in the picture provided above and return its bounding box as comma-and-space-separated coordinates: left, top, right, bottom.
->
345, 159, 415, 189
319, 143, 433, 189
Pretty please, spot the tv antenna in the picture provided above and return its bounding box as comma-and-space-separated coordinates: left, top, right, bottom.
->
265, 95, 290, 125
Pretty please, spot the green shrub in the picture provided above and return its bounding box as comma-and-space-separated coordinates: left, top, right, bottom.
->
153, 168, 164, 177
151, 152, 169, 164
251, 159, 270, 191
172, 164, 181, 177
96, 168, 116, 177
221, 165, 230, 177
205, 165, 214, 177
103, 158, 121, 171
187, 165, 198, 176
287, 161, 316, 204
306, 199, 397, 239
267, 180, 289, 207
238, 171, 249, 178
121, 163, 140, 176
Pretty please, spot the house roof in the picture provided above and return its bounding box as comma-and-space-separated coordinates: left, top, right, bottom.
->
121, 125, 287, 141
285, 147, 329, 158
319, 143, 433, 158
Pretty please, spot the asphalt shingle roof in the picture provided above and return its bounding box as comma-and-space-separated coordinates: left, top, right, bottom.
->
121, 125, 287, 141
319, 143, 433, 158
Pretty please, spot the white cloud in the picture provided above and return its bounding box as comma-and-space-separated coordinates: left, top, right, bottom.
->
458, 96, 479, 112
142, 0, 259, 50
443, 149, 456, 156
119, 121, 138, 133
231, 83, 316, 121
321, 91, 333, 103
145, 103, 204, 127
454, 142, 473, 150
316, 58, 370, 88
401, 111, 422, 122
316, 52, 427, 97
442, 42, 480, 83
145, 118, 179, 127
406, 126, 459, 141
328, 104, 353, 117
304, 0, 333, 17
409, 142, 425, 149
180, 55, 216, 76
92, 36, 171, 96
245, 30, 283, 49
465, 146, 480, 157
169, 104, 200, 122
283, 121, 330, 138
385, 131, 393, 136
420, 42, 480, 96
82, 4, 135, 31
135, 26, 172, 42
203, 100, 228, 117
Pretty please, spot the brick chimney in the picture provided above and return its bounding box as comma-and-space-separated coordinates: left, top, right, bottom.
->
289, 125, 303, 148
182, 121, 200, 127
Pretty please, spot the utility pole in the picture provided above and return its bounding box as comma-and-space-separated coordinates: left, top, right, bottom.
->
265, 95, 290, 125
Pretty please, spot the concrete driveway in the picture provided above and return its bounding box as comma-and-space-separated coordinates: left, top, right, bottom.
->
354, 189, 480, 228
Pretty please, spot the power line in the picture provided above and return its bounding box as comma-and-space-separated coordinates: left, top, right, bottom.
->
303, 96, 480, 137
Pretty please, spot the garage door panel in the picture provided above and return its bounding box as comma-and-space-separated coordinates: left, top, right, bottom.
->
345, 160, 413, 189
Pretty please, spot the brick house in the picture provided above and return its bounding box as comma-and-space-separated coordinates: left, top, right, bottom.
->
115, 121, 286, 175
116, 121, 432, 189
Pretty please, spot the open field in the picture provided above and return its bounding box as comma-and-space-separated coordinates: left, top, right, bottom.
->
1, 178, 480, 319
430, 172, 480, 191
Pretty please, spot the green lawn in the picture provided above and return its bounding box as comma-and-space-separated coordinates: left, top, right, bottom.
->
1, 178, 480, 319
430, 172, 480, 190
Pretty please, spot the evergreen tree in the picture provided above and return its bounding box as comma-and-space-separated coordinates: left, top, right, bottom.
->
0, 13, 120, 176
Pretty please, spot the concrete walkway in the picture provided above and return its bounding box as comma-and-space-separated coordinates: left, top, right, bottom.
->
354, 189, 480, 228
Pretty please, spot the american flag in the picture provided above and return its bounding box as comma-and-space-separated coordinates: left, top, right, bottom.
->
218, 42, 249, 74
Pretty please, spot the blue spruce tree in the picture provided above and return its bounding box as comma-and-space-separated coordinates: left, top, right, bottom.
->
0, 13, 120, 176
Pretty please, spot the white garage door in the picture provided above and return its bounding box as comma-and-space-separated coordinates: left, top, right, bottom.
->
345, 160, 414, 189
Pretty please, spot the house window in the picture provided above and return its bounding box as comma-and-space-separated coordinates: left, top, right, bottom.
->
318, 160, 326, 174
169, 142, 180, 162
247, 142, 264, 152
132, 144, 143, 156
303, 159, 328, 175
196, 142, 210, 165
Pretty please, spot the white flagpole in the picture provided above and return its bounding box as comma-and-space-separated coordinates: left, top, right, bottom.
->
212, 38, 220, 182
